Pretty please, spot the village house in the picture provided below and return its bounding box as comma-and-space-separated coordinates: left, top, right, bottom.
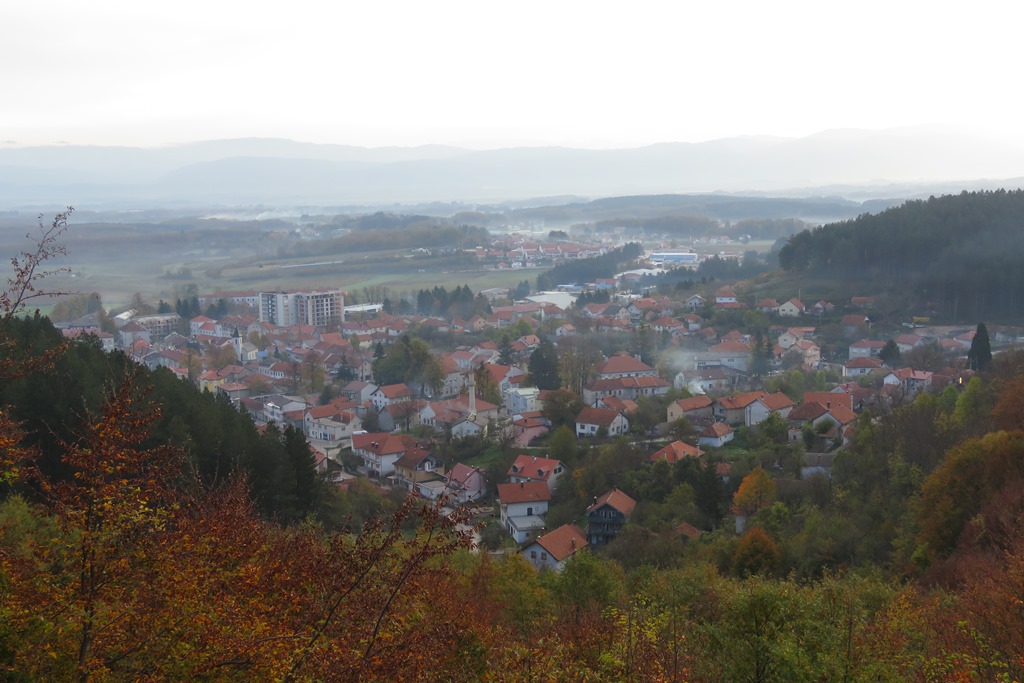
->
419, 392, 499, 439
507, 454, 567, 493
512, 415, 549, 446
575, 407, 630, 438
582, 375, 671, 405
713, 391, 793, 427
698, 422, 735, 448
841, 314, 871, 338
883, 368, 934, 396
370, 383, 413, 412
445, 463, 486, 504
778, 298, 805, 317
666, 395, 714, 423
497, 481, 551, 543
703, 339, 752, 371
595, 353, 657, 380
393, 449, 447, 499
303, 405, 362, 443
522, 524, 589, 572
787, 396, 858, 447
339, 380, 378, 406
894, 334, 926, 354
586, 488, 637, 546
351, 432, 429, 479
649, 440, 705, 464
505, 386, 541, 415
848, 340, 885, 358
843, 356, 884, 377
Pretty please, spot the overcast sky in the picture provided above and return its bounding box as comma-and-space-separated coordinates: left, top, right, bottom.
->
3, 0, 1022, 149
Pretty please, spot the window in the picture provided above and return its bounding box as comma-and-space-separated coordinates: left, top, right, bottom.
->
530, 551, 537, 559
540, 553, 547, 561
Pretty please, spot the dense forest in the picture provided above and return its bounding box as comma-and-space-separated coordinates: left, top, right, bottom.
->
778, 189, 1024, 319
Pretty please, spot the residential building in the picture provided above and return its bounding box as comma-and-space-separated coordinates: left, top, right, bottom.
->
586, 488, 637, 546
522, 524, 588, 572
575, 407, 630, 438
497, 481, 551, 543
445, 463, 486, 504
507, 455, 566, 492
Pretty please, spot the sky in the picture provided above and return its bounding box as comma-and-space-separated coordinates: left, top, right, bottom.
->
3, 0, 1023, 150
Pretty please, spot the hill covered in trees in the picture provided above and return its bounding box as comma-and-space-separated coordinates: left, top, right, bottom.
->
778, 189, 1024, 320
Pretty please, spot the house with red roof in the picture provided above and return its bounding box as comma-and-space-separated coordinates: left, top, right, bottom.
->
369, 383, 412, 411
582, 375, 671, 405
843, 356, 884, 377
521, 524, 589, 572
303, 405, 362, 443
445, 463, 486, 504
713, 391, 793, 427
498, 481, 551, 543
883, 368, 934, 396
507, 454, 567, 492
778, 298, 805, 317
586, 488, 637, 546
595, 353, 657, 380
419, 392, 499, 439
394, 449, 447, 500
698, 422, 735, 448
649, 440, 705, 464
575, 407, 630, 438
849, 339, 885, 358
666, 395, 713, 423
512, 416, 549, 447
352, 432, 429, 479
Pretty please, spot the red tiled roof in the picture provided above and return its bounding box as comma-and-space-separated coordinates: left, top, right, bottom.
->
649, 440, 704, 463
575, 407, 622, 427
497, 481, 551, 504
534, 524, 588, 561
597, 354, 654, 376
673, 395, 713, 412
701, 423, 734, 438
508, 455, 564, 482
587, 488, 637, 516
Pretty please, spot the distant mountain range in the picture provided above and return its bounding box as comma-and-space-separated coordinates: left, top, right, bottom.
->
2, 127, 1023, 209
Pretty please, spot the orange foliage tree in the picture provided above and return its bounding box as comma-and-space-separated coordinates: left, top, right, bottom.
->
732, 467, 777, 517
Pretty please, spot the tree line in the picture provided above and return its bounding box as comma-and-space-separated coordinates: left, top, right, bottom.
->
778, 189, 1024, 319
536, 243, 643, 291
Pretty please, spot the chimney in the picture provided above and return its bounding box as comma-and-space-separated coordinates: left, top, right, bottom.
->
570, 537, 576, 550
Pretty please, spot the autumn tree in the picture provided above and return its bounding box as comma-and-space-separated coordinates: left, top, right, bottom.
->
732, 467, 777, 517
732, 527, 782, 577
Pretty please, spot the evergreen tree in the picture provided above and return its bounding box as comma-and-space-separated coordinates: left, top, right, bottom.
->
498, 335, 514, 366
967, 322, 992, 371
879, 339, 901, 366
750, 332, 773, 378
527, 337, 560, 390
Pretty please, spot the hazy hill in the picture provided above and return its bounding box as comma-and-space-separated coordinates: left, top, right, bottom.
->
2, 127, 1024, 208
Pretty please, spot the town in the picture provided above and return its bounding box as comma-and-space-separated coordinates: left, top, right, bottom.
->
45, 233, 1005, 572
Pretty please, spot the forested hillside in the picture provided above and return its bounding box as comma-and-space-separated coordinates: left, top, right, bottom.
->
779, 189, 1024, 319
0, 316, 328, 525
